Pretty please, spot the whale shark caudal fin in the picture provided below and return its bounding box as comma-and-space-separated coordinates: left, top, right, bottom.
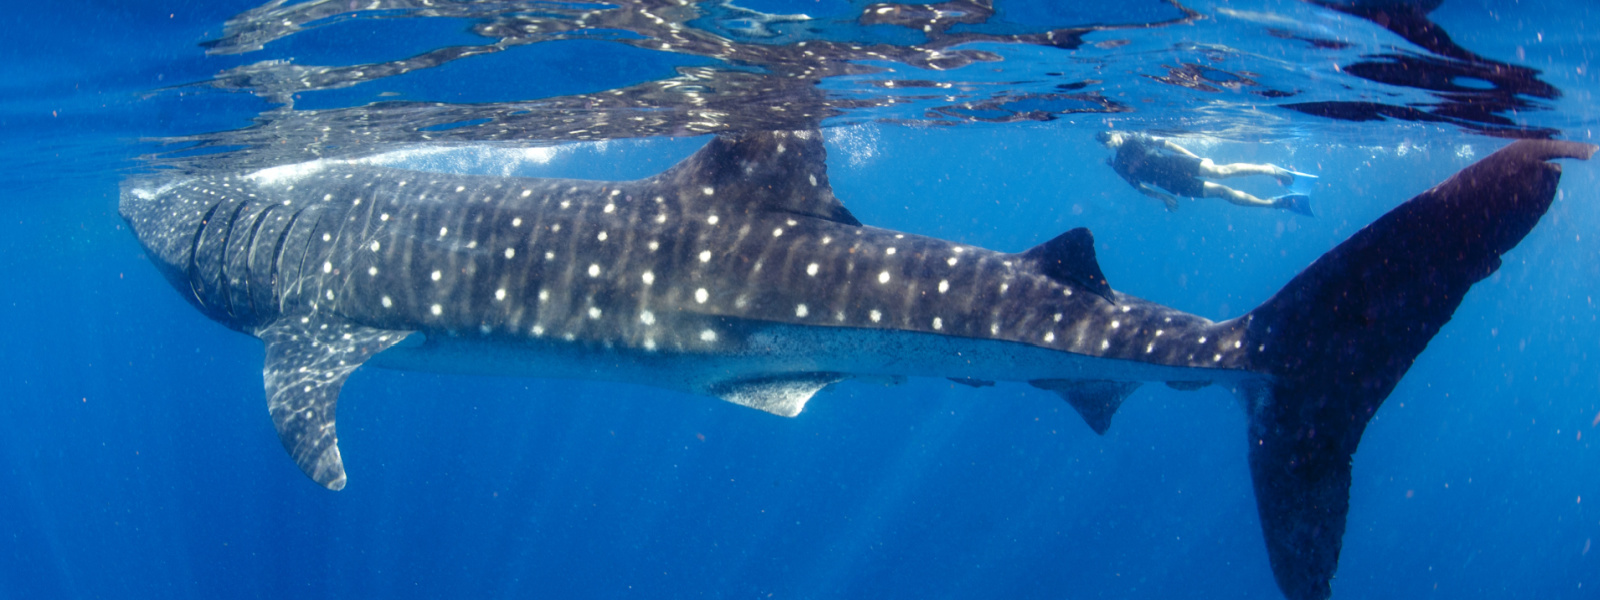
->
258, 316, 411, 490
1235, 139, 1595, 600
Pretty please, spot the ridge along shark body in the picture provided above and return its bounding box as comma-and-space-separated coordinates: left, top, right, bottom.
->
122, 131, 1594, 600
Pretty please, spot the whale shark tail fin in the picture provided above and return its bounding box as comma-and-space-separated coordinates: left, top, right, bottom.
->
1237, 139, 1594, 600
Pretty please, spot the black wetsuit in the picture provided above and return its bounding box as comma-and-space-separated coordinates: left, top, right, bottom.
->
1108, 133, 1206, 198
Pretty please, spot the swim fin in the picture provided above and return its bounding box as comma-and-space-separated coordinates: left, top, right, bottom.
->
1273, 193, 1314, 217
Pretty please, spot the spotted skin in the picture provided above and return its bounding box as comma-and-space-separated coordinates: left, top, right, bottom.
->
122, 133, 1594, 600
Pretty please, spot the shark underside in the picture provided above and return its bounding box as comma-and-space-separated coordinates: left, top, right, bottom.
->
121, 131, 1594, 600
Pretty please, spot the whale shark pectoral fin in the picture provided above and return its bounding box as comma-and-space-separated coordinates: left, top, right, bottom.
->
709, 372, 849, 417
257, 316, 412, 490
1029, 379, 1141, 435
1019, 227, 1114, 304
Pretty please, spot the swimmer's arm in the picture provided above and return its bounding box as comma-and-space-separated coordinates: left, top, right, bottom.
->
1136, 183, 1176, 201
1161, 140, 1201, 159
1136, 183, 1181, 211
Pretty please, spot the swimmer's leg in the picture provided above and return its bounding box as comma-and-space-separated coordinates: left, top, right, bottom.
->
1199, 160, 1297, 185
1202, 182, 1277, 208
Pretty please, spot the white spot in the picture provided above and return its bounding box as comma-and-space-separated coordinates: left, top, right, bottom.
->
695, 288, 709, 303
430, 304, 443, 316
640, 311, 656, 325
821, 236, 832, 245
1156, 330, 1165, 337
870, 310, 882, 323
805, 263, 820, 277
325, 290, 334, 300
648, 241, 660, 251
520, 190, 531, 198
990, 323, 1000, 335
809, 174, 817, 186
1234, 340, 1243, 349
322, 261, 332, 274
773, 228, 784, 237
323, 194, 333, 201
379, 213, 390, 221
643, 338, 657, 351
703, 187, 715, 196
532, 325, 545, 336
1111, 320, 1120, 329
495, 288, 506, 301
538, 290, 549, 302
504, 248, 516, 259
1101, 339, 1110, 350
544, 252, 555, 260
1146, 343, 1155, 353
367, 266, 378, 276
597, 231, 608, 241
439, 227, 449, 237
947, 257, 959, 267
878, 271, 891, 284
512, 217, 523, 227
455, 186, 465, 192
1121, 306, 1132, 313
999, 283, 1009, 294
656, 214, 667, 224
604, 203, 615, 213
1045, 332, 1056, 343
707, 215, 719, 225
932, 317, 943, 330
1198, 336, 1208, 344
895, 234, 904, 239
795, 304, 809, 318
588, 264, 601, 278
885, 247, 897, 255
1054, 313, 1063, 322
381, 296, 393, 308
369, 240, 381, 252
938, 280, 949, 293
698, 250, 712, 262
642, 271, 655, 285
588, 307, 602, 319
1214, 354, 1223, 362
322, 233, 332, 242
551, 224, 560, 232
699, 329, 717, 342
560, 201, 571, 209
431, 270, 442, 281
1064, 289, 1073, 297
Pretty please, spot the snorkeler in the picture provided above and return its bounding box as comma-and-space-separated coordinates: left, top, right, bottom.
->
1096, 130, 1314, 216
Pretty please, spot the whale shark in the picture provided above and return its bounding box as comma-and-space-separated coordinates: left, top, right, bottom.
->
121, 132, 1593, 600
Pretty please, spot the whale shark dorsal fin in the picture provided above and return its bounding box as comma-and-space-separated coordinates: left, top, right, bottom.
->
257, 316, 412, 490
1030, 379, 1142, 435
656, 130, 862, 226
1020, 227, 1113, 303
709, 372, 848, 417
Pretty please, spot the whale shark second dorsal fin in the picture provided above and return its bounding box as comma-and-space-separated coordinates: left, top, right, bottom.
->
655, 130, 862, 226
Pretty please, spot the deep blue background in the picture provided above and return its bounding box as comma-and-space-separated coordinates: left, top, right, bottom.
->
2, 1, 1597, 599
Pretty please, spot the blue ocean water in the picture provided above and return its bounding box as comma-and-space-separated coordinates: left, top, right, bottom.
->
2, 1, 1597, 599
